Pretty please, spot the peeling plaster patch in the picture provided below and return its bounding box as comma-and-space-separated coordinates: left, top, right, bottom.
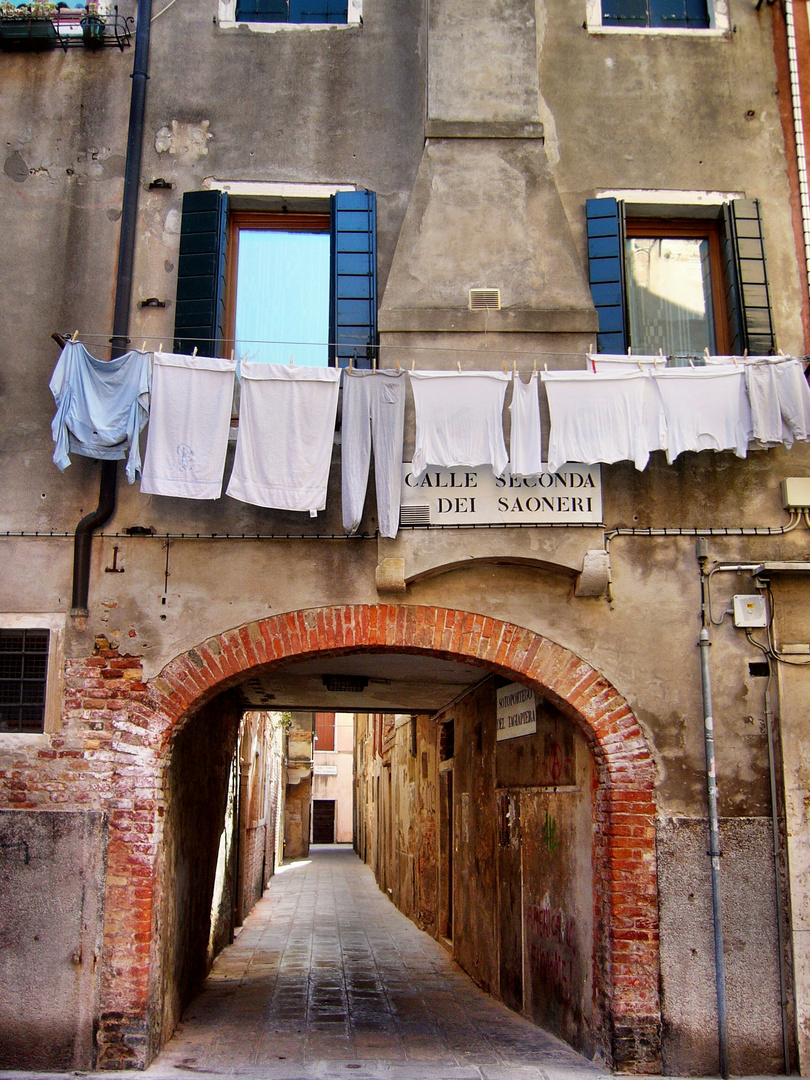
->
164, 260, 175, 272
534, 3, 559, 168
107, 208, 122, 221
4, 151, 28, 183
163, 208, 182, 237
155, 121, 212, 162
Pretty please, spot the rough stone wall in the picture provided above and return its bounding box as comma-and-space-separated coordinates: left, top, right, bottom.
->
157, 691, 241, 1047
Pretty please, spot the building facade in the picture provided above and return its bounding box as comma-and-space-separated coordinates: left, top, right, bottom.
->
1, 0, 810, 1074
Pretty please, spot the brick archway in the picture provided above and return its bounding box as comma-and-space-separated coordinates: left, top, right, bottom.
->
97, 605, 660, 1071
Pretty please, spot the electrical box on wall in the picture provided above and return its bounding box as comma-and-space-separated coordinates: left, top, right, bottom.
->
782, 477, 810, 510
733, 594, 768, 628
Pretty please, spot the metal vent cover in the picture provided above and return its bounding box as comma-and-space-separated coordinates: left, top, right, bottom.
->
469, 288, 501, 311
400, 505, 431, 526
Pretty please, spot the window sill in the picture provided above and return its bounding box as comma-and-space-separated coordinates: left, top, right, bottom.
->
0, 733, 50, 749
217, 19, 359, 30
586, 24, 729, 35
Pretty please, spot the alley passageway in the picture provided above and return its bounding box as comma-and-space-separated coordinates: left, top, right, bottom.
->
145, 846, 608, 1080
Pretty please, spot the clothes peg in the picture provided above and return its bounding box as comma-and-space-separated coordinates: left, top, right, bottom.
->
372, 353, 377, 371
289, 354, 294, 367
637, 359, 644, 371
457, 360, 461, 372
743, 349, 748, 360
704, 348, 710, 361
513, 359, 517, 374
588, 343, 594, 355
159, 342, 163, 353
349, 352, 354, 371
141, 341, 147, 353
192, 347, 198, 358
688, 357, 695, 368
544, 362, 548, 372
411, 359, 415, 371
396, 357, 401, 373
230, 349, 235, 363
502, 359, 507, 375
71, 330, 79, 342
532, 357, 537, 373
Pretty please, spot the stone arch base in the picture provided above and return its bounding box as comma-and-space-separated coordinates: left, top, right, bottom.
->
83, 605, 660, 1071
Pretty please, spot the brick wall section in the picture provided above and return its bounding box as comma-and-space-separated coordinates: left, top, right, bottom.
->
0, 606, 661, 1071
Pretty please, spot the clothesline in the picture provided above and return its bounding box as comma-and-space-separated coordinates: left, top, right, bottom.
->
58, 330, 808, 364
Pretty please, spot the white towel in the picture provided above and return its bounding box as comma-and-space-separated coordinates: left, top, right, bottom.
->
509, 372, 543, 477
409, 370, 510, 480
226, 363, 341, 514
140, 351, 236, 499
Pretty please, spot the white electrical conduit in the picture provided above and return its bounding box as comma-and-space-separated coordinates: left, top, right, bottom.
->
785, 0, 810, 304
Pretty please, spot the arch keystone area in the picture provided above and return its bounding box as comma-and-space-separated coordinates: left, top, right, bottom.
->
138, 603, 661, 1071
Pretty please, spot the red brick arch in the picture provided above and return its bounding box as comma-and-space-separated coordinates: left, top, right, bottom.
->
142, 603, 660, 1070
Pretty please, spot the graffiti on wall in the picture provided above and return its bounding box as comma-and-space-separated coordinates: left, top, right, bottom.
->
526, 904, 576, 1004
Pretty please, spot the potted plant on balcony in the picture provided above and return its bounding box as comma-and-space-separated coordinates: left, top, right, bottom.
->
80, 0, 104, 46
0, 1, 59, 47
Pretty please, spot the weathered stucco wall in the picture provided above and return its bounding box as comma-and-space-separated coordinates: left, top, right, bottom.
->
0, 0, 809, 1070
0, 810, 107, 1071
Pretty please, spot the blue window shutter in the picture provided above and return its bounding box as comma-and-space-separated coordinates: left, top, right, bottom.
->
586, 197, 627, 354
330, 190, 377, 368
723, 198, 775, 355
173, 190, 228, 356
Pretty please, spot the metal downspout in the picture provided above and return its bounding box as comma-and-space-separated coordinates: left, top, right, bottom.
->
765, 684, 793, 1072
696, 539, 730, 1079
70, 0, 153, 616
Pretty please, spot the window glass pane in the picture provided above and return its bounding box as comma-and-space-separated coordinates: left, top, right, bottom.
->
234, 230, 330, 367
625, 236, 716, 356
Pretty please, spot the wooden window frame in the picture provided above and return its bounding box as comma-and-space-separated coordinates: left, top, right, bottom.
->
624, 217, 730, 356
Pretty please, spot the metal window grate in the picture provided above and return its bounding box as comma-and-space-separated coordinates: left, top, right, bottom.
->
0, 629, 49, 733
469, 288, 501, 311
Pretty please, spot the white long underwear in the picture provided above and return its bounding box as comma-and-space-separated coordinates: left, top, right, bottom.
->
226, 363, 341, 514
508, 372, 543, 478
141, 351, 236, 499
652, 365, 750, 462
409, 370, 510, 480
541, 370, 652, 474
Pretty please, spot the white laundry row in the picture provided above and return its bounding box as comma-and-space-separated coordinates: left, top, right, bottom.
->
542, 353, 810, 474
49, 342, 810, 540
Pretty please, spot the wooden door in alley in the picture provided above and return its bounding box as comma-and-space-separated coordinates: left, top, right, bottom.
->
312, 799, 335, 843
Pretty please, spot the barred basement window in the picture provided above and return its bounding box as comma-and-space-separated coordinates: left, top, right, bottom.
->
0, 629, 50, 734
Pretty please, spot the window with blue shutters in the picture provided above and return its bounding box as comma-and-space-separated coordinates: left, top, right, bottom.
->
172, 189, 377, 368
601, 0, 709, 28
585, 197, 775, 356
235, 0, 349, 22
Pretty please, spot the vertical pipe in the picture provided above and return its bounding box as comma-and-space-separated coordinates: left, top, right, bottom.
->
70, 0, 153, 615
766, 685, 793, 1072
696, 540, 730, 1079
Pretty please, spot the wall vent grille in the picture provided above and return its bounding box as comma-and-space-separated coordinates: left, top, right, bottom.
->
469, 288, 501, 311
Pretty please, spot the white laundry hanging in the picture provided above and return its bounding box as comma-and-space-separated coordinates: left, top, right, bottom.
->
508, 371, 543, 478
409, 370, 510, 480
141, 351, 236, 500
226, 362, 341, 515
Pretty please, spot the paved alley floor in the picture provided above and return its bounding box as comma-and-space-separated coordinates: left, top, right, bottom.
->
147, 845, 608, 1080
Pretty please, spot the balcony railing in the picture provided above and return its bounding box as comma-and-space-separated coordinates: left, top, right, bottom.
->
0, 6, 133, 50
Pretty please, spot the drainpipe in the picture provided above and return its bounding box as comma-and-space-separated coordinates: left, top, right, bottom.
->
765, 682, 792, 1072
696, 538, 730, 1079
70, 0, 153, 616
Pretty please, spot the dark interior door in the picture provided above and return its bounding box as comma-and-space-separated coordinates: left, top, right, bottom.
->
312, 799, 335, 844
